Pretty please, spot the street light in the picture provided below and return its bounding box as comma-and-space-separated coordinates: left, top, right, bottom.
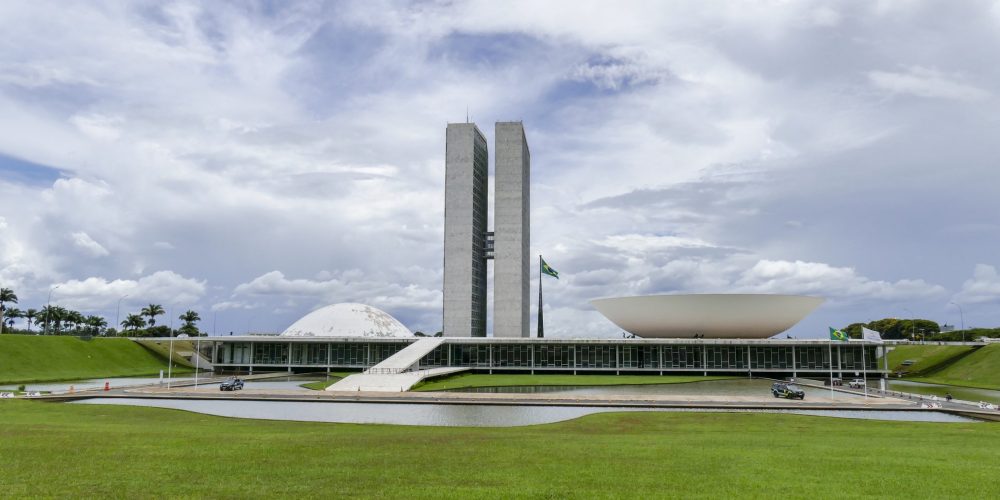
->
949, 302, 965, 343
43, 285, 60, 335
903, 307, 916, 341
115, 294, 129, 336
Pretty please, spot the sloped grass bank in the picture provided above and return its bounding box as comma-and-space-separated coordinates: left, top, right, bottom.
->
0, 400, 998, 498
914, 344, 1000, 390
886, 345, 976, 375
0, 335, 185, 384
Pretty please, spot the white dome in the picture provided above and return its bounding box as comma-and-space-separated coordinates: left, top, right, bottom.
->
281, 303, 413, 338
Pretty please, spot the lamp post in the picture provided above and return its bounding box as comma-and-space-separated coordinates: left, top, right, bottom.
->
167, 307, 174, 389
903, 307, 916, 341
43, 285, 60, 335
949, 302, 965, 343
115, 294, 129, 336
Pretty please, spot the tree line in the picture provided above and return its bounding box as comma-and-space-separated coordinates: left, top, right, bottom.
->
843, 317, 1000, 341
0, 287, 203, 337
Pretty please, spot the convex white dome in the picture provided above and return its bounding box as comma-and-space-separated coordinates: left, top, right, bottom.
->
281, 303, 413, 338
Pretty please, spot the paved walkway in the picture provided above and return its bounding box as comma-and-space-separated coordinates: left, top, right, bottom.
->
118, 385, 910, 408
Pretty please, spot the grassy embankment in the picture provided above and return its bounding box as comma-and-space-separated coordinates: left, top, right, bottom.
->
912, 344, 1000, 390
0, 335, 187, 384
885, 344, 977, 376
0, 400, 998, 498
299, 373, 355, 390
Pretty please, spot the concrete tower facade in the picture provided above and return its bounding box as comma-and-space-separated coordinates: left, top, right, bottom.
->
493, 122, 530, 338
443, 123, 489, 337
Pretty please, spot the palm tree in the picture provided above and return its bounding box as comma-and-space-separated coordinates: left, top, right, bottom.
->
85, 315, 108, 335
24, 308, 37, 332
38, 305, 54, 334
141, 304, 165, 327
51, 306, 69, 334
0, 287, 18, 334
39, 305, 68, 334
122, 313, 146, 332
178, 310, 202, 337
4, 307, 22, 331
65, 310, 85, 332
179, 310, 200, 326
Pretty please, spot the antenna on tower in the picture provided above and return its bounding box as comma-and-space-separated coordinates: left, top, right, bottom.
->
466, 106, 469, 123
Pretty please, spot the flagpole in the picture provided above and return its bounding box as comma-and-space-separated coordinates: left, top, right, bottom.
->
861, 340, 868, 400
828, 341, 834, 400
537, 255, 543, 338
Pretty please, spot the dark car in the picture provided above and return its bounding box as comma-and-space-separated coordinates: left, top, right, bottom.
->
771, 382, 805, 400
220, 377, 244, 391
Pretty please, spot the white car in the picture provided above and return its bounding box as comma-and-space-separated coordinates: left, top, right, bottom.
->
848, 379, 866, 389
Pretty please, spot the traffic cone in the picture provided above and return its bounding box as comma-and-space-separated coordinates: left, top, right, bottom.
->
104, 381, 110, 391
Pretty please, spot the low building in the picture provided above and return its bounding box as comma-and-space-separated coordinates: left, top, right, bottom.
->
195, 336, 886, 379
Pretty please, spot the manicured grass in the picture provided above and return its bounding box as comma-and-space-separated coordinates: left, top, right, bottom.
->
0, 400, 998, 498
412, 373, 735, 391
0, 335, 186, 384
134, 339, 200, 368
886, 344, 976, 375
913, 345, 1000, 390
299, 373, 353, 390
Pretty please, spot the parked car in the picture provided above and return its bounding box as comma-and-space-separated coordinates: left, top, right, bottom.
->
220, 377, 244, 391
771, 382, 805, 400
848, 379, 866, 389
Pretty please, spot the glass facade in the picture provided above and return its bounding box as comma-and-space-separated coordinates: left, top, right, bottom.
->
470, 132, 489, 337
214, 341, 883, 373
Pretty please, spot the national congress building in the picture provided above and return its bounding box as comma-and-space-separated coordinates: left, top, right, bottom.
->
444, 122, 530, 338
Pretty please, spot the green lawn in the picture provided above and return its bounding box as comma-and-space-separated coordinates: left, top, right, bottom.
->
0, 335, 186, 384
885, 344, 976, 375
913, 345, 1000, 390
0, 400, 998, 498
299, 373, 354, 390
413, 373, 736, 391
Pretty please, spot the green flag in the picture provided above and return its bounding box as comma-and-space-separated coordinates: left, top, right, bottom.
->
541, 258, 559, 279
829, 327, 848, 342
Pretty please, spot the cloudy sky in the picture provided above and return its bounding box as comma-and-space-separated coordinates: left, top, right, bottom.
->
2, 1, 999, 338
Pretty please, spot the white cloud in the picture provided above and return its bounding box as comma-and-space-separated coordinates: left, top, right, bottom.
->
570, 56, 665, 90
70, 231, 109, 257
868, 66, 990, 101
0, 2, 998, 337
733, 260, 947, 301
211, 300, 253, 312
52, 271, 206, 311
954, 264, 1000, 305
70, 114, 123, 142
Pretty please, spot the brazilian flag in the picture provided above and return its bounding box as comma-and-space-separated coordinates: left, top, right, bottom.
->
541, 258, 559, 279
829, 327, 849, 341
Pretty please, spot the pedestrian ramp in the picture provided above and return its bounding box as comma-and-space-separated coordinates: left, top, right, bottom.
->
326, 366, 468, 392
326, 338, 464, 392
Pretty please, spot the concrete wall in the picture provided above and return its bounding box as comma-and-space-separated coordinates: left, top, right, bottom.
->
493, 122, 530, 338
443, 123, 489, 337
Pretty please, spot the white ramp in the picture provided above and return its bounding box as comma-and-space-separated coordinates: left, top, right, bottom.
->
366, 337, 445, 374
326, 367, 468, 392
327, 338, 457, 392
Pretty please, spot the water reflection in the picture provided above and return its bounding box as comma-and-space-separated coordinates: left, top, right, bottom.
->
72, 398, 981, 426
446, 379, 865, 399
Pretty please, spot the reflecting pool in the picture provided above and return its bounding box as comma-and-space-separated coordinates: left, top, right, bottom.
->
73, 398, 981, 426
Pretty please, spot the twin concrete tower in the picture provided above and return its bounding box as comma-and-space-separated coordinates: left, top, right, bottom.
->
444, 122, 530, 337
